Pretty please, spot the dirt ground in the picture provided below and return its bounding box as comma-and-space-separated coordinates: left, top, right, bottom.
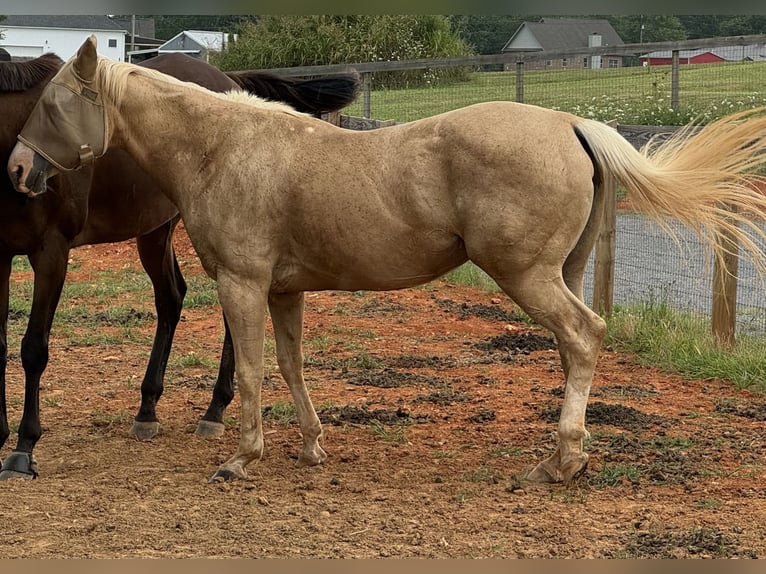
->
1, 224, 765, 559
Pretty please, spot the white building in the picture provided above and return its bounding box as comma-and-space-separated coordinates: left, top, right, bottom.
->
128, 30, 230, 63
0, 15, 127, 61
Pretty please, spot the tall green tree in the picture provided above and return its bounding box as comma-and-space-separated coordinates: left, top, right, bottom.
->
606, 15, 687, 44
213, 15, 474, 87
449, 15, 531, 54
718, 15, 766, 35
151, 15, 256, 40
676, 15, 729, 39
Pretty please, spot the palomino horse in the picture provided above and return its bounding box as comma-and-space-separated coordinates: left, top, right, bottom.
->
10, 36, 766, 483
0, 49, 359, 479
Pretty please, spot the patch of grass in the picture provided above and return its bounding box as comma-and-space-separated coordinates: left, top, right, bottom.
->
694, 498, 724, 510
11, 256, 32, 272
55, 305, 154, 327
443, 262, 500, 293
305, 334, 331, 352
589, 463, 641, 488
347, 352, 384, 370
462, 464, 502, 484
262, 400, 297, 425
61, 329, 147, 347
346, 63, 766, 125
606, 301, 766, 393
650, 435, 694, 452
452, 489, 480, 504
615, 527, 756, 559
62, 269, 153, 303
333, 302, 348, 316
91, 408, 132, 429
347, 328, 379, 339
8, 286, 33, 320
183, 275, 219, 309
489, 444, 523, 458
175, 351, 217, 369
548, 487, 589, 505
369, 420, 408, 443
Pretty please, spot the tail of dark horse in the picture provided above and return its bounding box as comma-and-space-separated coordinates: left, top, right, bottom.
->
573, 108, 766, 274
226, 70, 361, 116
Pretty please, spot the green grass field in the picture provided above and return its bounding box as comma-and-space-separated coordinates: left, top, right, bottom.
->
344, 61, 766, 124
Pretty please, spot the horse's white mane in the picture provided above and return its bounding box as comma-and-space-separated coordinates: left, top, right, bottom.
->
94, 56, 305, 116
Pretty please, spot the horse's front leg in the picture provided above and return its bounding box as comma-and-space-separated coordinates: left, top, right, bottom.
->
0, 257, 12, 453
0, 245, 68, 480
269, 291, 326, 467
209, 272, 269, 482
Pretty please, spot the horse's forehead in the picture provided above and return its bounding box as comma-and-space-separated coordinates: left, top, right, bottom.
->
52, 60, 85, 90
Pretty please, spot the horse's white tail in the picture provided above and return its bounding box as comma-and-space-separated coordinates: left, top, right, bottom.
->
575, 107, 766, 272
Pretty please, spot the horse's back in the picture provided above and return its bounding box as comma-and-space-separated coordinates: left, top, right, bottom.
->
139, 53, 238, 92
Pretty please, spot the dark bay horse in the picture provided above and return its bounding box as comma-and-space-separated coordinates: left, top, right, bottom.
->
9, 36, 766, 484
0, 50, 359, 479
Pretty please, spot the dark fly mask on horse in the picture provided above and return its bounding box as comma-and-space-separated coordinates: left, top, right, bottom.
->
16, 67, 107, 171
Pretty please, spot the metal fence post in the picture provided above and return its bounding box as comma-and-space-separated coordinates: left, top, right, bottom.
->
711, 203, 739, 348
515, 60, 524, 103
592, 120, 619, 317
362, 72, 372, 119
671, 50, 680, 110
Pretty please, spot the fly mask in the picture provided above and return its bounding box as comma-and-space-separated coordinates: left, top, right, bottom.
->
16, 61, 108, 171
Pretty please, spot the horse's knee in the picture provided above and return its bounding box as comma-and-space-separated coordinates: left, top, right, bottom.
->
20, 333, 48, 375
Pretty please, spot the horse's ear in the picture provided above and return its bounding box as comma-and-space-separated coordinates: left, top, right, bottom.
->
73, 35, 98, 82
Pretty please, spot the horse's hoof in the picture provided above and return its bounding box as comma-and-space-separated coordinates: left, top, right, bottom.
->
195, 419, 225, 439
296, 445, 328, 468
525, 453, 589, 484
130, 420, 160, 441
208, 466, 246, 483
525, 461, 560, 483
0, 451, 38, 480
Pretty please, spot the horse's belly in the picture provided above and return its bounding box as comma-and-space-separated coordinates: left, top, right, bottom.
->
275, 233, 468, 292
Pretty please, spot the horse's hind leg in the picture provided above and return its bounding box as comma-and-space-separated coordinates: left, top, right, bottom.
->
131, 218, 187, 440
559, 191, 604, 379
268, 292, 326, 467
489, 264, 605, 483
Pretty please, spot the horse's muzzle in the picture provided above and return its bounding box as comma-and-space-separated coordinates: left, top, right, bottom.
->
7, 140, 56, 197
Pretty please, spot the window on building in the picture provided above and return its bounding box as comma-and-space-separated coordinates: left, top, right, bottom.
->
583, 57, 588, 68
562, 58, 568, 67
108, 39, 117, 48
608, 58, 619, 68
545, 60, 552, 67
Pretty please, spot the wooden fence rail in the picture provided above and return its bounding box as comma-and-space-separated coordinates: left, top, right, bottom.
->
253, 34, 766, 120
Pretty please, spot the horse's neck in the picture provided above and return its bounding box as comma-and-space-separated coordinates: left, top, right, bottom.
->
114, 75, 209, 204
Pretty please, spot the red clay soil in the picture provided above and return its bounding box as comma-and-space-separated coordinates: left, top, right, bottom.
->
1, 224, 764, 558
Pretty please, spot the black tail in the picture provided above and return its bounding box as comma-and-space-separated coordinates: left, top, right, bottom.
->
226, 70, 360, 117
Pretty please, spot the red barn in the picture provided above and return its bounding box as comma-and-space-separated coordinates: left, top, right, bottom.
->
640, 44, 766, 66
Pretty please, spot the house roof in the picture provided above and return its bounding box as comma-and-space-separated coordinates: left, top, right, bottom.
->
161, 30, 227, 53
2, 15, 127, 32
641, 45, 766, 61
502, 17, 624, 53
